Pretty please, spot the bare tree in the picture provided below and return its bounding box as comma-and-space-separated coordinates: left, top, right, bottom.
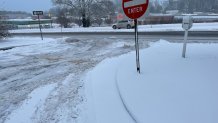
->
52, 0, 94, 27
52, 0, 116, 27
90, 0, 116, 26
56, 8, 71, 28
150, 1, 163, 13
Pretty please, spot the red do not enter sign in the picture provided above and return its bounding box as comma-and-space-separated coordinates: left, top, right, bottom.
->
122, 0, 149, 19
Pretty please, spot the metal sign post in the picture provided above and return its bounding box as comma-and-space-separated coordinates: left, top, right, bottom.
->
122, 0, 149, 73
134, 19, 140, 73
37, 15, 43, 40
182, 16, 193, 58
33, 11, 43, 40
182, 30, 188, 58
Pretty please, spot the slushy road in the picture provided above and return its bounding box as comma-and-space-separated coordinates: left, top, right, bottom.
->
12, 31, 218, 43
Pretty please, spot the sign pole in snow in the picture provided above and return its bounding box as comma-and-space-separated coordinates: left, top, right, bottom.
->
134, 19, 140, 73
37, 15, 43, 40
182, 30, 188, 58
182, 16, 193, 58
122, 0, 149, 73
33, 11, 44, 40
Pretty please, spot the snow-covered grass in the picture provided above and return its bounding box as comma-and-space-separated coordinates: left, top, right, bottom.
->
87, 40, 218, 123
10, 22, 218, 33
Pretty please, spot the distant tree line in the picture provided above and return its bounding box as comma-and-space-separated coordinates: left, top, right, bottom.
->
178, 0, 218, 13
0, 11, 31, 17
149, 0, 218, 14
166, 0, 218, 13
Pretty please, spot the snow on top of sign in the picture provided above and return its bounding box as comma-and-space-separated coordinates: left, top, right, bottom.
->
124, 0, 147, 8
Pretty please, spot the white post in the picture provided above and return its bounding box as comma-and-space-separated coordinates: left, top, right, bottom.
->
182, 30, 188, 58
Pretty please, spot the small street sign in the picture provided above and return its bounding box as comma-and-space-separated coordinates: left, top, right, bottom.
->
33, 11, 43, 15
122, 0, 149, 19
182, 16, 193, 30
182, 16, 193, 58
32, 11, 44, 40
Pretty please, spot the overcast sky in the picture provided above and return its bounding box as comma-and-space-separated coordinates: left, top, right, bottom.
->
0, 0, 52, 13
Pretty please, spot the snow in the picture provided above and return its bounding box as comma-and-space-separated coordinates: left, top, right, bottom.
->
10, 22, 218, 33
0, 37, 69, 62
1, 36, 148, 123
5, 83, 57, 123
0, 37, 53, 49
87, 40, 218, 123
85, 57, 135, 123
2, 34, 218, 123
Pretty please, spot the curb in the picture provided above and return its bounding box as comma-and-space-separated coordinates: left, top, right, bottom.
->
115, 62, 139, 123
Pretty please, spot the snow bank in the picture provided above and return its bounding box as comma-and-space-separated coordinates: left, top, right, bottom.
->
117, 41, 218, 123
85, 56, 135, 123
88, 40, 218, 123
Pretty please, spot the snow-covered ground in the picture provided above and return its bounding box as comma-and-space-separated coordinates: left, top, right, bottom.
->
86, 40, 218, 123
0, 36, 148, 123
5, 83, 57, 123
1, 35, 218, 123
10, 22, 218, 33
